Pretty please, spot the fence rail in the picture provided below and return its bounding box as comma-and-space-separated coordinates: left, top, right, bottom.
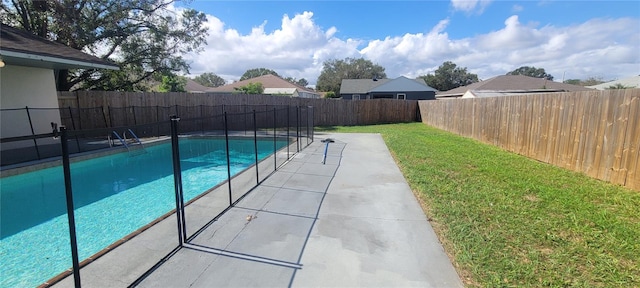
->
57, 91, 419, 126
419, 89, 640, 191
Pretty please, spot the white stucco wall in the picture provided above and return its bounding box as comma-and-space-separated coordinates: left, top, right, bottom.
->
1, 65, 61, 148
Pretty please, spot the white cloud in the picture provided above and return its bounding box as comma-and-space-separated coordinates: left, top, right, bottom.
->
186, 11, 640, 85
186, 11, 356, 83
512, 4, 523, 12
450, 0, 492, 14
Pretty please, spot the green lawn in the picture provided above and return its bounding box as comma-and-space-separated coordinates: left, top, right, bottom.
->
318, 123, 640, 287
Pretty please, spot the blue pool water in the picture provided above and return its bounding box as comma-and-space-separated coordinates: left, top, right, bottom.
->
0, 138, 286, 287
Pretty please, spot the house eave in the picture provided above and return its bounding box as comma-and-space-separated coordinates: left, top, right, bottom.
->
0, 49, 119, 70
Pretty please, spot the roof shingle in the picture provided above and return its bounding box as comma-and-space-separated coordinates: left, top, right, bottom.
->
0, 23, 118, 70
438, 75, 592, 96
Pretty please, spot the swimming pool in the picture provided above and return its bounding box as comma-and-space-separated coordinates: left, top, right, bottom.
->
0, 137, 287, 287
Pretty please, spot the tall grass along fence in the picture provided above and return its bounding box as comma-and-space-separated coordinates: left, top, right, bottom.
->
419, 89, 640, 191
58, 91, 419, 127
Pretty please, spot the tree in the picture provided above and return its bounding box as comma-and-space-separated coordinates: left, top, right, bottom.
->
563, 79, 582, 85
581, 77, 606, 86
158, 74, 187, 92
324, 91, 337, 98
507, 66, 554, 80
296, 78, 309, 87
240, 68, 279, 81
316, 58, 387, 95
234, 82, 264, 94
419, 61, 479, 91
0, 0, 208, 91
193, 72, 226, 87
284, 76, 309, 87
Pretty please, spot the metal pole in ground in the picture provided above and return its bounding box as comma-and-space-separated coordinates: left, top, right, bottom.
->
60, 126, 82, 288
170, 115, 185, 246
321, 138, 334, 165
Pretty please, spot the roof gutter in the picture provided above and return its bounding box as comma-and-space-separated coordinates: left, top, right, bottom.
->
0, 49, 119, 70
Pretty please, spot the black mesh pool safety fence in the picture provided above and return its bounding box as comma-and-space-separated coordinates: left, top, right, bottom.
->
0, 105, 313, 288
0, 105, 312, 166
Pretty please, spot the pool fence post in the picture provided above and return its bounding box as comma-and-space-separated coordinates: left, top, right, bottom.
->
224, 112, 233, 206
67, 106, 81, 151
253, 110, 259, 184
101, 106, 108, 129
287, 106, 290, 159
60, 126, 82, 288
169, 115, 186, 246
156, 106, 160, 138
310, 106, 314, 142
273, 108, 277, 171
108, 106, 113, 128
200, 105, 204, 135
306, 107, 310, 146
296, 106, 300, 152
132, 106, 138, 126
244, 105, 248, 136
25, 106, 41, 160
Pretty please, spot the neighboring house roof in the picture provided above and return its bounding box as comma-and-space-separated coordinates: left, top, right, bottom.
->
437, 75, 592, 97
340, 78, 392, 94
185, 79, 212, 93
0, 23, 118, 70
340, 77, 433, 94
461, 89, 567, 98
586, 75, 640, 90
369, 76, 437, 93
208, 74, 319, 96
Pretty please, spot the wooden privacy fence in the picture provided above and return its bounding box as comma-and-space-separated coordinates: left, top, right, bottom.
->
419, 89, 640, 191
58, 91, 419, 127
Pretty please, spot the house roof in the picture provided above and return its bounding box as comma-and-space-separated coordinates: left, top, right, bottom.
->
208, 74, 319, 96
340, 78, 392, 94
437, 75, 592, 97
0, 23, 118, 70
461, 89, 567, 98
340, 77, 433, 94
369, 76, 436, 93
185, 79, 213, 93
586, 75, 640, 90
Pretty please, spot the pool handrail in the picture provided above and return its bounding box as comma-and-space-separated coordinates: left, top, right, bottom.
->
110, 131, 129, 149
124, 129, 143, 147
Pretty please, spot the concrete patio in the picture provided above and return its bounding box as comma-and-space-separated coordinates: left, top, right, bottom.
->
54, 133, 462, 287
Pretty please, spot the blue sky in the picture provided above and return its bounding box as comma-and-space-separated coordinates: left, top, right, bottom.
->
176, 1, 640, 86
